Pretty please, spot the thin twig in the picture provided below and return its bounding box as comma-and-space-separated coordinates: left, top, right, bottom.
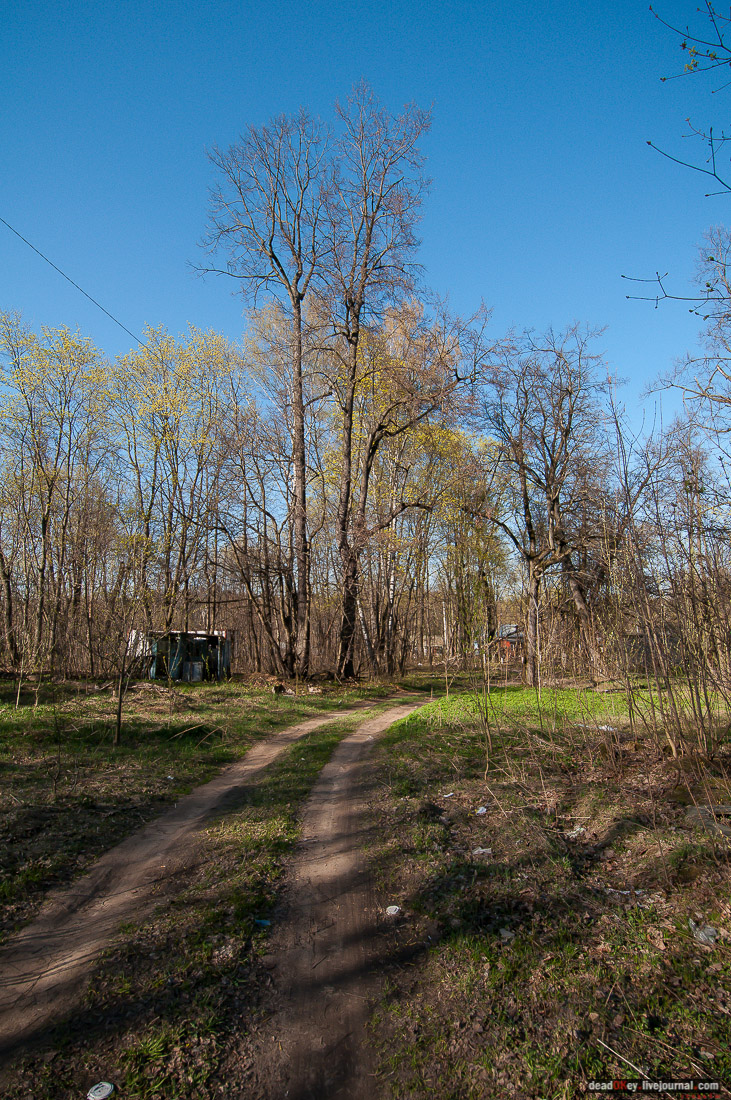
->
622, 1025, 707, 1078
195, 727, 226, 748
485, 783, 510, 818
595, 1036, 649, 1079
168, 723, 208, 740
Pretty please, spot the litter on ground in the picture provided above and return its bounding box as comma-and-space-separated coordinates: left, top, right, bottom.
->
689, 919, 718, 946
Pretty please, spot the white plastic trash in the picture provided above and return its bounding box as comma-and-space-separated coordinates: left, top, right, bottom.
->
689, 919, 718, 946
87, 1085, 115, 1100
475, 806, 487, 816
386, 905, 401, 916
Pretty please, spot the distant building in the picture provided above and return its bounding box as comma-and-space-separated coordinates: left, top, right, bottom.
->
130, 630, 232, 681
497, 623, 523, 654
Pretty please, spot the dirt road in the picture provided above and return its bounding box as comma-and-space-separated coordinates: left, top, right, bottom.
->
0, 712, 347, 1058
241, 701, 423, 1099
0, 699, 422, 1096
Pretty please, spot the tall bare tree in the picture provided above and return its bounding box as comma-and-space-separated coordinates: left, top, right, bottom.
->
320, 85, 433, 676
203, 110, 329, 677
327, 296, 487, 678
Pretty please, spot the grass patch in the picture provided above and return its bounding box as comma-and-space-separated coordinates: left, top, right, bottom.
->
366, 686, 731, 1099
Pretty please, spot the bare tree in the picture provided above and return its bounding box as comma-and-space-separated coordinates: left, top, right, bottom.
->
479, 326, 611, 685
649, 2, 731, 196
313, 83, 433, 675
203, 110, 329, 676
327, 295, 487, 678
202, 86, 461, 680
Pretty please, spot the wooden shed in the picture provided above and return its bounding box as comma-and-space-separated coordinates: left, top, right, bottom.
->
133, 630, 232, 682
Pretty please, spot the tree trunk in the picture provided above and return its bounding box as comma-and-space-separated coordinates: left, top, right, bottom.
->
114, 639, 128, 748
563, 560, 600, 679
525, 569, 541, 688
357, 594, 379, 675
0, 550, 18, 667
292, 301, 310, 678
336, 549, 358, 679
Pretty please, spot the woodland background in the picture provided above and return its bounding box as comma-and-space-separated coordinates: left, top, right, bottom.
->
2, 70, 731, 767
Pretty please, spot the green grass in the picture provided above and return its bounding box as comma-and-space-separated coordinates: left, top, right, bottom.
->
3, 679, 730, 1098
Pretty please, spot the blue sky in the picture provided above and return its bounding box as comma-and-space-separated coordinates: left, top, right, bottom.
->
1, 0, 727, 422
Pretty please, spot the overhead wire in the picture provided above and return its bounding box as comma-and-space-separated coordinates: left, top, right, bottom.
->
0, 213, 145, 348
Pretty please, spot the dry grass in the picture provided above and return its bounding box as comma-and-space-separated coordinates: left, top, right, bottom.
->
365, 686, 731, 1098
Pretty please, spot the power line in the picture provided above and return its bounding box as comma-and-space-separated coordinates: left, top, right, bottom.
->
0, 214, 144, 347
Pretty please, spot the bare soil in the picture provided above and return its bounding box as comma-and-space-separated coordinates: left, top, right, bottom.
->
224, 701, 424, 1100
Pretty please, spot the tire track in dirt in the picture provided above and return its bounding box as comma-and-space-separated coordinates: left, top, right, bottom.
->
242, 700, 424, 1100
0, 709, 361, 1061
